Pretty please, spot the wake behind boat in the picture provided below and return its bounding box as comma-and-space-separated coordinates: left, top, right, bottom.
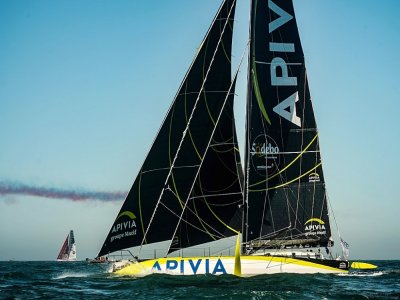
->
95, 0, 374, 276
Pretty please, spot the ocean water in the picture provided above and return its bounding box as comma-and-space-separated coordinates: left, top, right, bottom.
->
0, 260, 398, 299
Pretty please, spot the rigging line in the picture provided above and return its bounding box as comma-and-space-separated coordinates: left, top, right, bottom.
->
212, 134, 234, 145
242, 0, 253, 249
192, 196, 218, 241
219, 14, 232, 63
276, 150, 320, 155
255, 61, 302, 66
209, 141, 236, 147
200, 199, 242, 207
141, 164, 201, 174
196, 172, 241, 232
326, 190, 341, 238
210, 126, 241, 177
168, 187, 238, 240
138, 171, 146, 242
202, 39, 217, 127
169, 111, 185, 210
243, 46, 252, 248
211, 146, 236, 154
211, 135, 234, 145
295, 70, 308, 236
198, 174, 240, 194
178, 90, 230, 96
249, 133, 319, 188
267, 191, 277, 237
185, 24, 234, 160
250, 4, 271, 126
259, 180, 269, 240
251, 63, 271, 125
177, 191, 229, 240
184, 81, 202, 160
166, 188, 227, 241
202, 194, 239, 235
158, 201, 224, 241
190, 191, 242, 202
284, 184, 316, 226
250, 225, 292, 243
165, 186, 216, 239
249, 162, 322, 192
275, 160, 292, 232
186, 199, 227, 239
309, 86, 318, 225
166, 34, 247, 254
213, 148, 240, 177
140, 0, 237, 254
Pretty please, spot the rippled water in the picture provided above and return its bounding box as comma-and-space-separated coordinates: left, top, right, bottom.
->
0, 260, 398, 299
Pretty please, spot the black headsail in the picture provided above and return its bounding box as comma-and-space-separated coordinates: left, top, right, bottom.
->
169, 74, 243, 253
98, 0, 240, 258
244, 0, 332, 251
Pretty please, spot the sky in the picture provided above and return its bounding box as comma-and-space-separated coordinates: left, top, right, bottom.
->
1, 0, 399, 261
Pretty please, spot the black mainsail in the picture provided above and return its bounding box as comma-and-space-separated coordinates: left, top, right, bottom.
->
98, 0, 241, 258
243, 0, 332, 250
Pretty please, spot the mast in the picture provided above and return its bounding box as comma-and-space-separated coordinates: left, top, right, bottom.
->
242, 0, 254, 254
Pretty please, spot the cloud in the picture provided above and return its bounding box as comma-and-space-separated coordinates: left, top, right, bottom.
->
0, 181, 127, 202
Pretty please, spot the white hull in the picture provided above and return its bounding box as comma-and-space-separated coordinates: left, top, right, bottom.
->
57, 258, 77, 262
113, 255, 349, 276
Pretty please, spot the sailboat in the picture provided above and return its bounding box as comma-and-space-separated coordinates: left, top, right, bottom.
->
57, 230, 77, 261
96, 0, 354, 276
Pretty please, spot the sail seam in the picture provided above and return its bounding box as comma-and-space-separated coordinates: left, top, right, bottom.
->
249, 162, 322, 192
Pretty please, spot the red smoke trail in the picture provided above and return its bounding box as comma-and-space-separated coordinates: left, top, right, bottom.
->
0, 181, 127, 202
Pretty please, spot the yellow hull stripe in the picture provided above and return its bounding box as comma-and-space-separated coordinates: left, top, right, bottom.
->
114, 255, 348, 276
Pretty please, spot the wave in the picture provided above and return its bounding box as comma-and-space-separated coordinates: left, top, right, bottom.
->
53, 271, 96, 280
337, 271, 384, 277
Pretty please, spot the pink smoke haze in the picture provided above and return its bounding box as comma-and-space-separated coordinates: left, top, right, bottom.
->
0, 181, 127, 202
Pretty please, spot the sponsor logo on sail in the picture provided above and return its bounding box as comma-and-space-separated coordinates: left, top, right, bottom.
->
308, 173, 320, 183
268, 0, 302, 128
110, 210, 137, 242
304, 218, 326, 236
251, 134, 280, 175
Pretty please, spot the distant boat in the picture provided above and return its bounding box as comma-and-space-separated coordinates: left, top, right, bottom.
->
96, 0, 375, 276
57, 230, 77, 261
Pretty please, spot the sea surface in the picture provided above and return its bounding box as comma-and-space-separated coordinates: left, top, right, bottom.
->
0, 260, 398, 299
